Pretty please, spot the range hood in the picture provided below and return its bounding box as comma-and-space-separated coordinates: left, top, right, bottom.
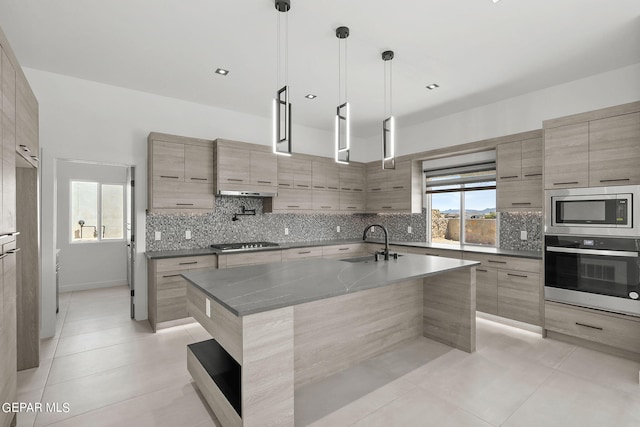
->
218, 190, 277, 197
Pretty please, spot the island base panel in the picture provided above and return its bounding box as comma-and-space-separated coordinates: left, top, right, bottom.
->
423, 268, 476, 353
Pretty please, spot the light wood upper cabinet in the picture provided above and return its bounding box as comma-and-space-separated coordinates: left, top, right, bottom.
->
339, 163, 365, 192
148, 133, 215, 212
312, 160, 339, 190
520, 137, 543, 180
152, 140, 185, 181
2, 48, 16, 235
312, 189, 339, 211
250, 151, 277, 186
213, 139, 277, 194
588, 112, 640, 187
497, 179, 542, 211
16, 70, 38, 168
365, 160, 414, 212
544, 122, 589, 189
496, 141, 521, 181
543, 102, 640, 189
278, 156, 312, 190
185, 144, 214, 183
216, 145, 250, 184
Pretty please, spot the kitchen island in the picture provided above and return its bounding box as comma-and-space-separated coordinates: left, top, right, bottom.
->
183, 253, 479, 427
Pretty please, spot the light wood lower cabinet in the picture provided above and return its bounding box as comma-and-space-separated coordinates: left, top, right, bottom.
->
321, 243, 368, 259
475, 267, 498, 315
545, 301, 640, 354
281, 247, 323, 262
497, 270, 541, 325
148, 255, 217, 331
221, 251, 282, 268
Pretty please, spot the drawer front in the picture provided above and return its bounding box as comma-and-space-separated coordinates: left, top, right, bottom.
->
497, 270, 541, 325
225, 250, 282, 268
322, 243, 366, 258
545, 302, 640, 354
476, 267, 498, 315
281, 247, 323, 261
462, 252, 540, 273
156, 274, 188, 322
156, 255, 217, 273
273, 188, 312, 211
366, 190, 410, 211
406, 247, 463, 259
312, 190, 339, 211
339, 191, 365, 212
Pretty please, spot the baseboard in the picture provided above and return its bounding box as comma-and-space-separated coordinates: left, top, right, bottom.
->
476, 311, 544, 335
59, 280, 128, 293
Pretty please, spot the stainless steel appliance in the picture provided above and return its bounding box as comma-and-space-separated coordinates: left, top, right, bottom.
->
210, 242, 280, 252
545, 185, 640, 236
544, 235, 640, 316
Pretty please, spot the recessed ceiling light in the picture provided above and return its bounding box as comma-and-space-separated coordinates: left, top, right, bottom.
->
492, 0, 501, 3
305, 94, 317, 99
426, 83, 440, 90
214, 68, 229, 76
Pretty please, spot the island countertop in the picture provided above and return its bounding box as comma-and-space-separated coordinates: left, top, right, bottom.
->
182, 253, 479, 316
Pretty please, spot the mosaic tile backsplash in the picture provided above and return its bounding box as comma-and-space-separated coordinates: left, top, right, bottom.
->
499, 211, 543, 251
146, 196, 427, 252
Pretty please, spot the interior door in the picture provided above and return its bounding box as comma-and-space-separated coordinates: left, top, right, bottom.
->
126, 166, 136, 318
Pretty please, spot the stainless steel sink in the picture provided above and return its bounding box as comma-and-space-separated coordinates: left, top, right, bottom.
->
341, 254, 403, 263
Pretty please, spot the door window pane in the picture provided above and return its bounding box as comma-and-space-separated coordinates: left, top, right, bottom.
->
71, 181, 98, 241
464, 187, 496, 246
431, 191, 461, 244
102, 184, 124, 240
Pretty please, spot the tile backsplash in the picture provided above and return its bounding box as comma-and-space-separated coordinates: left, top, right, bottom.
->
146, 196, 427, 252
499, 211, 543, 251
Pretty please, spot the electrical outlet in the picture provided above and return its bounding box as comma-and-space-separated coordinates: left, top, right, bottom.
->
407, 226, 412, 234
154, 231, 161, 241
520, 230, 528, 240
371, 226, 375, 233
284, 227, 289, 235
337, 226, 341, 233
185, 230, 191, 240
205, 298, 211, 318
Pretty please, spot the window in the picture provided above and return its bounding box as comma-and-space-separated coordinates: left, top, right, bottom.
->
71, 181, 124, 242
424, 152, 497, 247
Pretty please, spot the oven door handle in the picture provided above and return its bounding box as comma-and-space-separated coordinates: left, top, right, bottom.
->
546, 246, 639, 258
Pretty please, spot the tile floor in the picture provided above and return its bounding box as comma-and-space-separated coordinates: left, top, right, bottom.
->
14, 285, 640, 426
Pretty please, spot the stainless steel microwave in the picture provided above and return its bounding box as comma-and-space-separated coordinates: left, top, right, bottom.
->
545, 185, 640, 236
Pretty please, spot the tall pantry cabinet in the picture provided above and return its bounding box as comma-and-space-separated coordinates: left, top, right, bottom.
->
1, 23, 40, 427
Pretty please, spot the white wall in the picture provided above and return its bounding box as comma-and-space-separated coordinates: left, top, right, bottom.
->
56, 161, 128, 292
24, 67, 354, 337
355, 63, 640, 161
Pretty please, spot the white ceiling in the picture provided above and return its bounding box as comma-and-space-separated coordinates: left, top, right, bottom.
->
1, 0, 638, 137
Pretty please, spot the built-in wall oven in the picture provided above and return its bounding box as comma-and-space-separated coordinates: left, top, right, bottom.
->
545, 185, 640, 236
545, 235, 640, 316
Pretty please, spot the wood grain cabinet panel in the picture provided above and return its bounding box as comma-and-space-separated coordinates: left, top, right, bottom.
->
544, 123, 589, 189
588, 112, 640, 187
312, 160, 339, 190
497, 179, 542, 211
496, 141, 521, 182
278, 156, 312, 190
217, 145, 251, 184
521, 137, 543, 180
16, 72, 39, 168
312, 190, 339, 211
250, 150, 277, 187
476, 267, 498, 315
497, 270, 541, 325
152, 140, 185, 181
281, 247, 323, 261
152, 181, 214, 210
339, 191, 365, 212
339, 163, 365, 192
185, 144, 213, 183
2, 49, 16, 234
269, 188, 312, 211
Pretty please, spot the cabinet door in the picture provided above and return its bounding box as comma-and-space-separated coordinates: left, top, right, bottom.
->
312, 160, 328, 189
325, 163, 340, 190
152, 140, 185, 181
476, 267, 498, 315
217, 146, 250, 184
521, 137, 543, 180
16, 73, 39, 167
152, 181, 214, 210
366, 188, 410, 211
366, 164, 385, 192
385, 161, 411, 191
339, 191, 364, 212
589, 112, 640, 186
250, 151, 277, 186
155, 273, 189, 322
312, 190, 339, 211
2, 49, 16, 234
339, 164, 365, 192
497, 271, 540, 325
273, 188, 311, 211
544, 123, 589, 189
184, 144, 213, 183
497, 179, 542, 211
277, 156, 294, 188
496, 141, 521, 182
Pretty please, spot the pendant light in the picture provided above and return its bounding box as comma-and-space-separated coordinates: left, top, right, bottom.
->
335, 26, 350, 164
382, 50, 395, 170
273, 0, 292, 156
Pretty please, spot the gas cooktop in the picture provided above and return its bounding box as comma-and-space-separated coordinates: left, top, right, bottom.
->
210, 242, 280, 252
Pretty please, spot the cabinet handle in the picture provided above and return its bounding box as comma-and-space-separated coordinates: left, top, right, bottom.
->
296, 185, 309, 188
287, 205, 300, 208
476, 268, 488, 272
0, 232, 20, 238
190, 177, 207, 181
257, 180, 272, 184
176, 203, 194, 206
426, 253, 440, 257
19, 144, 30, 153
328, 187, 339, 190
227, 178, 244, 182
354, 189, 363, 192
298, 251, 311, 254
314, 186, 325, 189
575, 322, 603, 331
0, 254, 7, 260
162, 274, 182, 278
600, 178, 630, 183
382, 206, 393, 209
347, 206, 356, 209
31, 156, 40, 162
160, 175, 179, 179
279, 183, 291, 187
371, 188, 382, 191
179, 261, 198, 265
6, 248, 20, 254
393, 186, 404, 189
499, 175, 519, 179
553, 181, 579, 185
339, 248, 350, 251
524, 173, 542, 177
507, 273, 528, 278
341, 188, 351, 191
511, 202, 532, 206
488, 260, 507, 264
321, 206, 331, 209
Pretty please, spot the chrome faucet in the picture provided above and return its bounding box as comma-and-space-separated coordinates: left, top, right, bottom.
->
363, 224, 393, 261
